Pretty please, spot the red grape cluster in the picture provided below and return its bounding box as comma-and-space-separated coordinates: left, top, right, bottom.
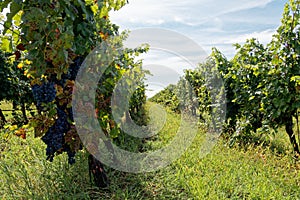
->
32, 57, 84, 164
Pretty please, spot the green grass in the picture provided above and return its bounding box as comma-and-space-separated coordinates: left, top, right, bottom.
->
0, 101, 37, 123
177, 140, 300, 199
0, 105, 300, 199
0, 101, 15, 121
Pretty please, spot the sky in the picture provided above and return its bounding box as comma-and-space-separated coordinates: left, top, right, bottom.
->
0, 1, 288, 97
110, 0, 288, 97
110, 0, 286, 58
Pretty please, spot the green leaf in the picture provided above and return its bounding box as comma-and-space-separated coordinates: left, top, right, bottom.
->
3, 0, 22, 35
249, 96, 255, 101
110, 127, 120, 138
0, 0, 11, 12
1, 36, 12, 52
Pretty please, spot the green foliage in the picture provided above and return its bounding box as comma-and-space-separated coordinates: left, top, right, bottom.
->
183, 57, 226, 126
0, 0, 149, 165
178, 0, 300, 155
162, 0, 300, 155
176, 76, 199, 116
222, 0, 300, 154
227, 39, 267, 134
0, 50, 34, 126
94, 36, 149, 140
149, 84, 180, 113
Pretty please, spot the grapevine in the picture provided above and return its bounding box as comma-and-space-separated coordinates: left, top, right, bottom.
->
1, 0, 149, 187
151, 0, 300, 157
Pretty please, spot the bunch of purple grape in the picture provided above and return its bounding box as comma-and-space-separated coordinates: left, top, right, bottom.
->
32, 57, 84, 164
32, 82, 56, 107
41, 108, 69, 161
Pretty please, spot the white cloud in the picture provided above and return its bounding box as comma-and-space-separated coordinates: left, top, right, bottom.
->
195, 29, 276, 59
224, 29, 276, 45
138, 49, 199, 97
110, 0, 282, 60
113, 0, 280, 96
110, 0, 273, 26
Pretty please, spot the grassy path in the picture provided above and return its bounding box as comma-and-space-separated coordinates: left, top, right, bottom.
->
0, 107, 299, 199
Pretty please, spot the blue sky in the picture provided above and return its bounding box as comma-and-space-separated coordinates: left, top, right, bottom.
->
1, 1, 287, 97
111, 0, 286, 58
110, 0, 288, 97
